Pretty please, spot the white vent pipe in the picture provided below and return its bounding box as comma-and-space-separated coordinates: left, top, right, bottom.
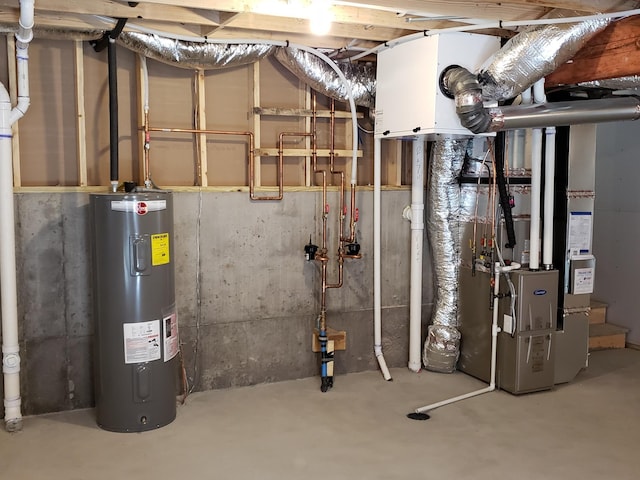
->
528, 79, 545, 271
408, 138, 425, 372
1, 0, 34, 433
373, 137, 392, 381
537, 78, 556, 270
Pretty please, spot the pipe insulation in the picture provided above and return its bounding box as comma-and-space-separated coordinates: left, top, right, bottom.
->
1, 0, 34, 433
480, 9, 610, 102
423, 138, 467, 373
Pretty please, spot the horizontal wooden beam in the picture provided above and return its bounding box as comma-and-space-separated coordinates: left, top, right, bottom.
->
546, 15, 640, 87
254, 107, 363, 119
255, 148, 362, 157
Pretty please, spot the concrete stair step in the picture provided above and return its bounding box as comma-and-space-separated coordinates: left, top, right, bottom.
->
589, 299, 608, 325
589, 322, 629, 351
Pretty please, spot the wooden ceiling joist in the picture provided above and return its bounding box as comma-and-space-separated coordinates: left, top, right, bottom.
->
546, 15, 640, 87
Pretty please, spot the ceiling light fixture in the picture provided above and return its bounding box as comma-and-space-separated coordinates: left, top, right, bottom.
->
309, 0, 333, 35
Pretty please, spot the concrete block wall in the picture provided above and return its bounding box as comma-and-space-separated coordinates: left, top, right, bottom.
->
1, 189, 433, 416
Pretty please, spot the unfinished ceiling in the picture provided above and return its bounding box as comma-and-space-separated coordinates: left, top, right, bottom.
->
0, 1, 638, 51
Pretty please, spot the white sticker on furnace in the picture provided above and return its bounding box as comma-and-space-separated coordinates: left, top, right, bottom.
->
123, 320, 161, 364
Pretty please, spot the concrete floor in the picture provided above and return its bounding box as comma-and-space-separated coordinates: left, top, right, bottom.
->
2, 348, 639, 480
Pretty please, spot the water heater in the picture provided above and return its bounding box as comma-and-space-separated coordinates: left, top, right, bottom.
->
90, 191, 178, 432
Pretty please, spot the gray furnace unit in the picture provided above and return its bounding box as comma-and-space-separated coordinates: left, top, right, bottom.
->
91, 191, 179, 432
459, 269, 558, 394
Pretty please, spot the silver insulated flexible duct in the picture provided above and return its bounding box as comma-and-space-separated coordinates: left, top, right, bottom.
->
481, 9, 610, 101
423, 138, 468, 373
274, 47, 376, 108
580, 76, 640, 90
118, 32, 276, 70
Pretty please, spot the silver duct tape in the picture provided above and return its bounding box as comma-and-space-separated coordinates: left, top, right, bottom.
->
274, 47, 376, 108
423, 325, 461, 374
424, 138, 469, 372
580, 76, 640, 90
118, 32, 275, 70
482, 9, 610, 101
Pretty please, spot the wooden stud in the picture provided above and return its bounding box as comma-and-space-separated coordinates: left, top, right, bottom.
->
395, 140, 403, 186
255, 148, 361, 158
195, 69, 208, 187
73, 41, 88, 187
251, 62, 261, 187
6, 35, 20, 187
135, 54, 147, 185
304, 86, 311, 187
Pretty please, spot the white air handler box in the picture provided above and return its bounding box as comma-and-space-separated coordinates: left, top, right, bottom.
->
374, 32, 500, 139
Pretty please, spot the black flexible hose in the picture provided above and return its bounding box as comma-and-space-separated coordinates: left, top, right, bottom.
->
494, 132, 516, 248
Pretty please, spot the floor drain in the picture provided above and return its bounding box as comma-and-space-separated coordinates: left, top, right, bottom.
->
406, 412, 430, 420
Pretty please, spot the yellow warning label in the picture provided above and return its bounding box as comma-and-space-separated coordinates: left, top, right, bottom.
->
151, 233, 170, 266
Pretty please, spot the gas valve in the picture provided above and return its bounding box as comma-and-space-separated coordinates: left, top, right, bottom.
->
346, 242, 360, 256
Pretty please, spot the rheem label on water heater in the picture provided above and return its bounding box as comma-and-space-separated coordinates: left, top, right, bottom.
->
111, 200, 167, 214
123, 320, 161, 364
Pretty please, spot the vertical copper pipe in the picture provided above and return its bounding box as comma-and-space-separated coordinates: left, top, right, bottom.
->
143, 110, 151, 186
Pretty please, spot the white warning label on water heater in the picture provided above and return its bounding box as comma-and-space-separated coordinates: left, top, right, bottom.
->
163, 312, 179, 362
123, 320, 161, 364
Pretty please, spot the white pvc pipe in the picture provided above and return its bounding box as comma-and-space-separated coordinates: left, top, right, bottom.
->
1, 0, 34, 433
529, 79, 545, 271
414, 262, 520, 414
374, 137, 392, 381
511, 87, 531, 171
408, 138, 425, 373
0, 88, 22, 432
529, 128, 542, 270
543, 126, 556, 268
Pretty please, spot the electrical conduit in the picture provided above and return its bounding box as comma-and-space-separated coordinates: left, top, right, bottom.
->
1, 0, 34, 433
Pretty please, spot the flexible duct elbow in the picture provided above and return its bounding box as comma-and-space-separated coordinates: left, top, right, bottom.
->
444, 67, 492, 134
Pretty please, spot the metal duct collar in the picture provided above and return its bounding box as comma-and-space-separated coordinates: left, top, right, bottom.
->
423, 138, 468, 373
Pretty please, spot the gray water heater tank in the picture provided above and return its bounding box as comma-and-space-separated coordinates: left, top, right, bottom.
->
90, 191, 178, 432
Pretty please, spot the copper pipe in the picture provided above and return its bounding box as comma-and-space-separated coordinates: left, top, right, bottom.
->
143, 110, 151, 186
145, 126, 262, 197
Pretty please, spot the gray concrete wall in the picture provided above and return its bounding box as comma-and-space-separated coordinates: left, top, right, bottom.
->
594, 122, 640, 345
1, 189, 433, 416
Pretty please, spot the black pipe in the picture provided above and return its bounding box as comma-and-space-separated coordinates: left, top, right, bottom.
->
91, 19, 128, 189
108, 39, 118, 186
